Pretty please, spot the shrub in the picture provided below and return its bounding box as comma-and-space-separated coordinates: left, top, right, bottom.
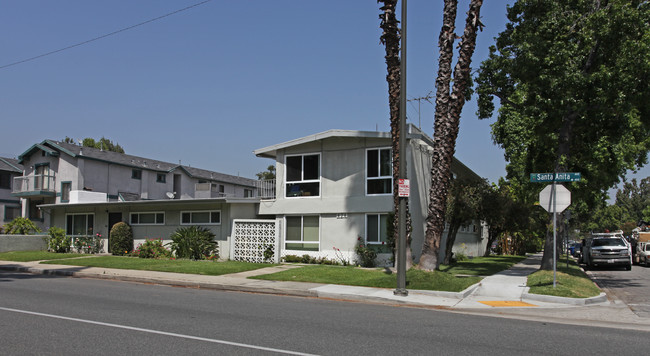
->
47, 227, 71, 253
132, 238, 171, 259
4, 217, 41, 235
73, 234, 104, 254
355, 237, 377, 268
110, 222, 133, 255
168, 226, 218, 260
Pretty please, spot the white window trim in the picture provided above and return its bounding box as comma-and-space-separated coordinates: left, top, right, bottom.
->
285, 152, 321, 198
180, 210, 221, 225
65, 213, 95, 236
130, 211, 165, 225
365, 147, 393, 196
284, 215, 320, 250
365, 213, 389, 245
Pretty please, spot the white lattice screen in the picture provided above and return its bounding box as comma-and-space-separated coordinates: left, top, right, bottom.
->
231, 219, 280, 263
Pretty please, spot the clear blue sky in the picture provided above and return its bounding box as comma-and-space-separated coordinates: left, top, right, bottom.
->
1, 0, 647, 190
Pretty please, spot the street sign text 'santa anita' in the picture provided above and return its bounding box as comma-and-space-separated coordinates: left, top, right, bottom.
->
530, 172, 581, 183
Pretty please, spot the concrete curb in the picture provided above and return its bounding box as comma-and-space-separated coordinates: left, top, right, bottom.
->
523, 292, 609, 305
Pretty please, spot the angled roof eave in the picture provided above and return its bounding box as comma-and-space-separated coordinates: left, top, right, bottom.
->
254, 129, 391, 159
18, 141, 61, 164
0, 157, 23, 172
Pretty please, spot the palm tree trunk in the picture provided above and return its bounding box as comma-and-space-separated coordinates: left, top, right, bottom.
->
420, 0, 483, 271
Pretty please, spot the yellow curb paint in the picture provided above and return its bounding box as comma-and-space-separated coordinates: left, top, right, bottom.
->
479, 301, 537, 307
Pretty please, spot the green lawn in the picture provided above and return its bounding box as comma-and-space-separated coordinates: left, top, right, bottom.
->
527, 259, 601, 298
43, 255, 276, 276
252, 265, 481, 292
439, 255, 527, 275
0, 251, 88, 262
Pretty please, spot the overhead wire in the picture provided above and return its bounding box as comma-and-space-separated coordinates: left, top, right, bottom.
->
0, 0, 212, 70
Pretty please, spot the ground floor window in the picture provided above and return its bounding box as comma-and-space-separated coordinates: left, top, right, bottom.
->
29, 199, 43, 221
285, 215, 319, 251
366, 214, 389, 244
181, 211, 221, 225
66, 214, 94, 236
130, 212, 164, 225
3, 206, 20, 221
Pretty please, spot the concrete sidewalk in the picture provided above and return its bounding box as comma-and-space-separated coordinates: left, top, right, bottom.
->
1, 254, 649, 331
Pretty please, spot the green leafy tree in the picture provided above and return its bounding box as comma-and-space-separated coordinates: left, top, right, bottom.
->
420, 0, 484, 271
476, 0, 650, 269
3, 217, 41, 235
443, 178, 485, 264
64, 136, 125, 153
615, 177, 650, 223
255, 165, 276, 180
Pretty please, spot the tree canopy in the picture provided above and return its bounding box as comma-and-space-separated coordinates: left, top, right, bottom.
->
476, 0, 650, 267
64, 137, 125, 153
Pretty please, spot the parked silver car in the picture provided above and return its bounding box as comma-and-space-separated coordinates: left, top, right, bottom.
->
581, 236, 632, 270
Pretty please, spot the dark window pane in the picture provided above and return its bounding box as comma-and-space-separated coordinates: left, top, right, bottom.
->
87, 215, 94, 235
66, 215, 73, 235
211, 212, 220, 223
367, 215, 379, 242
182, 213, 191, 224
156, 213, 164, 224
286, 217, 301, 241
303, 155, 319, 180
380, 149, 391, 176
286, 156, 302, 182
367, 150, 378, 177
367, 179, 392, 194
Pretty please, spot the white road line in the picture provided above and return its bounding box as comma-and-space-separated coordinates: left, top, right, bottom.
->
0, 306, 318, 356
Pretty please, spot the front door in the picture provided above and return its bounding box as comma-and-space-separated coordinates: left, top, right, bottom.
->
107, 212, 122, 253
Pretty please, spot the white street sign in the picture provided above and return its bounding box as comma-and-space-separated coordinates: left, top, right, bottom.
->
539, 184, 571, 213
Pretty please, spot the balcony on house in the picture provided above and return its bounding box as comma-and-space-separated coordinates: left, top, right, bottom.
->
256, 179, 276, 200
12, 174, 56, 197
194, 183, 229, 199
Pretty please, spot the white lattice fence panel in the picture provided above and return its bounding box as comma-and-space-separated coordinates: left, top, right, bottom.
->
231, 219, 279, 263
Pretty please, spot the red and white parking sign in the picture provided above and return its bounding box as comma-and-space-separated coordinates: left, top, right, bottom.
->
398, 179, 410, 197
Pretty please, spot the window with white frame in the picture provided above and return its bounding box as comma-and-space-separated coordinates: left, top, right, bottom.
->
285, 154, 320, 197
366, 214, 389, 244
285, 215, 319, 251
61, 181, 71, 202
66, 213, 94, 236
366, 148, 392, 195
181, 211, 221, 225
130, 212, 164, 225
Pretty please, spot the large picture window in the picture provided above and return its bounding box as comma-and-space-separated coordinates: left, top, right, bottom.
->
130, 212, 164, 225
286, 154, 320, 197
66, 214, 94, 236
181, 211, 221, 225
285, 216, 319, 251
366, 214, 389, 244
366, 148, 392, 195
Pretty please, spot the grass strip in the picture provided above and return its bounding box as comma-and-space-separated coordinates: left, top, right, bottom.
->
439, 255, 527, 275
251, 265, 481, 292
527, 259, 600, 298
39, 256, 276, 276
0, 251, 87, 262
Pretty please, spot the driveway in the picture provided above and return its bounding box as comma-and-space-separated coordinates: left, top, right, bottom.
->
587, 264, 650, 318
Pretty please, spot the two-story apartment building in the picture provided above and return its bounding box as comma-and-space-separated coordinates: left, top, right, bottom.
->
11, 140, 260, 255
0, 157, 23, 225
253, 125, 487, 264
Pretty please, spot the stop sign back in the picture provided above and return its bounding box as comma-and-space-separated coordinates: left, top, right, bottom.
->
539, 184, 571, 213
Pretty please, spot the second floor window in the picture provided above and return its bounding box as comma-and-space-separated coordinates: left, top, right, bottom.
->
367, 148, 392, 195
286, 154, 320, 197
0, 172, 10, 189
156, 173, 166, 183
61, 182, 71, 202
132, 169, 142, 180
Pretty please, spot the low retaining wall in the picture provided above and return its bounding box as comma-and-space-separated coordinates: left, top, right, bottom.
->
0, 234, 48, 252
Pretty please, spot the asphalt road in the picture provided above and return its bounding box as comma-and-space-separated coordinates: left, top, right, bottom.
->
588, 263, 650, 318
1, 270, 649, 355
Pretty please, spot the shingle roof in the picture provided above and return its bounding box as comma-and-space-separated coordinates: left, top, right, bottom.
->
0, 157, 23, 173
18, 140, 257, 188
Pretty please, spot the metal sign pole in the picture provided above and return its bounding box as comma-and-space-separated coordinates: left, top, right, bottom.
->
552, 180, 557, 288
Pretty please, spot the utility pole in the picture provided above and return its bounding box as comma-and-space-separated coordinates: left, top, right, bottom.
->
394, 0, 408, 297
